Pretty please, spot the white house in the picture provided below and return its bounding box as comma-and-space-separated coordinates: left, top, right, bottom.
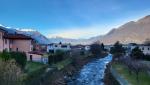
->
47, 42, 71, 53
127, 43, 150, 55
84, 45, 90, 51
104, 45, 113, 51
139, 45, 150, 55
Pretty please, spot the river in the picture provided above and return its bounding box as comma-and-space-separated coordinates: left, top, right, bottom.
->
67, 54, 112, 85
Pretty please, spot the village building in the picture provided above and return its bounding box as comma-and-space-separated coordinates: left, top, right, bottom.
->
84, 45, 91, 51
104, 45, 113, 51
28, 51, 48, 63
0, 26, 48, 63
3, 34, 33, 52
130, 44, 150, 55
47, 42, 71, 53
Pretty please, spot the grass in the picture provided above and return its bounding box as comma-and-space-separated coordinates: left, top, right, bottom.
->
112, 63, 150, 85
25, 61, 46, 73
53, 58, 72, 70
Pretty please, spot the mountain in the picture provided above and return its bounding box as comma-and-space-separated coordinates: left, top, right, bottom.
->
97, 15, 150, 45
49, 15, 150, 45
0, 25, 49, 44
49, 37, 94, 45
16, 30, 50, 44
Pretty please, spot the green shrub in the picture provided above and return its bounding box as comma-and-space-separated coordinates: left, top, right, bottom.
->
10, 52, 27, 68
143, 55, 150, 61
48, 50, 65, 64
24, 65, 47, 85
0, 50, 11, 61
0, 51, 27, 68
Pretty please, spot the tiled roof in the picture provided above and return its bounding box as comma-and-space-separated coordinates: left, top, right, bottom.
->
4, 34, 32, 40
0, 26, 7, 32
28, 51, 45, 55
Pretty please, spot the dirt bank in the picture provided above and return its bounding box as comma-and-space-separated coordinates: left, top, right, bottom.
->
104, 62, 120, 85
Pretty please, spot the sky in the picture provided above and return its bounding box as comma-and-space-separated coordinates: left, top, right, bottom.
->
0, 0, 150, 39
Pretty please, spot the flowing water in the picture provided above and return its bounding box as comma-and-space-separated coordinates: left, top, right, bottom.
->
67, 54, 112, 85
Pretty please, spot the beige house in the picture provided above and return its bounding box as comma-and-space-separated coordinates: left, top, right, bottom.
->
0, 27, 48, 63
27, 51, 48, 63
0, 28, 9, 51
0, 27, 34, 60
3, 34, 33, 52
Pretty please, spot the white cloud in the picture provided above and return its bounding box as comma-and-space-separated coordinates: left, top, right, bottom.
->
0, 24, 12, 28
47, 25, 112, 39
0, 24, 3, 26
18, 28, 36, 31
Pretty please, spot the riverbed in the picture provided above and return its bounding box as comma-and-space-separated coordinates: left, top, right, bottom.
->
67, 54, 112, 85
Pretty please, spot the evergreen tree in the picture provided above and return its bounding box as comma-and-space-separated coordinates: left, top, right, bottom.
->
90, 43, 102, 56
101, 43, 105, 51
110, 41, 125, 58
130, 47, 144, 59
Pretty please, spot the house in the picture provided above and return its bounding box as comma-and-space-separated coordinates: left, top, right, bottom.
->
71, 44, 85, 50
138, 45, 150, 55
47, 42, 71, 53
0, 26, 50, 63
0, 27, 9, 51
0, 26, 34, 52
4, 34, 33, 52
104, 45, 113, 51
127, 43, 150, 55
84, 45, 90, 51
28, 51, 48, 63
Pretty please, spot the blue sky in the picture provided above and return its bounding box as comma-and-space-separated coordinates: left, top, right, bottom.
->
0, 0, 150, 39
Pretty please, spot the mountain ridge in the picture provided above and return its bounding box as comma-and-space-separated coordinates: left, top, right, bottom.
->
49, 15, 150, 45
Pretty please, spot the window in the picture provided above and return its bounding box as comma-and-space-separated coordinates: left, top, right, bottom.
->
142, 47, 144, 50
10, 48, 12, 51
10, 40, 13, 44
55, 45, 58, 47
5, 39, 7, 44
16, 48, 18, 51
49, 50, 54, 53
61, 45, 67, 48
30, 55, 33, 61
0, 33, 1, 39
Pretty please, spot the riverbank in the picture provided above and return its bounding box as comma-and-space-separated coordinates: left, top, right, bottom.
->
104, 62, 120, 85
25, 52, 108, 85
48, 53, 108, 85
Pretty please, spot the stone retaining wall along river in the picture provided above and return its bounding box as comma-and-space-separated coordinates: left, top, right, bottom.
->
67, 54, 112, 85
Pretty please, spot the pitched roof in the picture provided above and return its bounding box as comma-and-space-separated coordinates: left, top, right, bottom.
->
4, 34, 32, 40
28, 51, 45, 55
0, 26, 7, 32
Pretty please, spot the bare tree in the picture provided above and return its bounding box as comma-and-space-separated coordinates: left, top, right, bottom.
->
120, 57, 149, 83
